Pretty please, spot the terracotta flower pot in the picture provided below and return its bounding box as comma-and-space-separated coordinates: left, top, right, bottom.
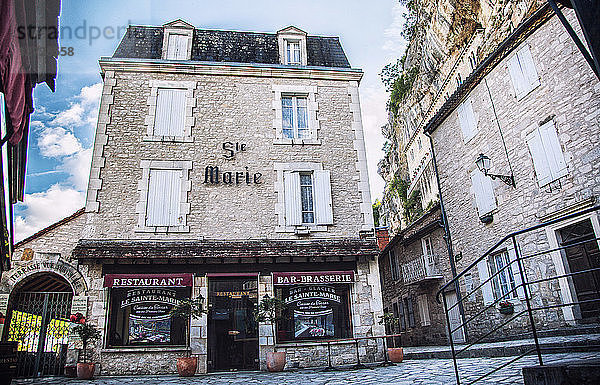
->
387, 347, 404, 363
266, 351, 286, 372
64, 364, 77, 378
176, 357, 197, 377
76, 362, 95, 379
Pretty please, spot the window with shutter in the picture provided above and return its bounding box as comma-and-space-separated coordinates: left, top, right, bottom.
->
508, 45, 540, 100
417, 294, 431, 326
477, 259, 494, 305
488, 250, 518, 300
390, 250, 400, 281
283, 171, 302, 226
526, 121, 567, 187
470, 169, 496, 216
282, 169, 333, 228
146, 169, 182, 226
154, 88, 186, 137
457, 97, 477, 142
166, 33, 188, 60
404, 297, 415, 328
313, 170, 333, 225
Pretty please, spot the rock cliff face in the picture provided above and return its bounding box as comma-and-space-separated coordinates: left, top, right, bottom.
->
379, 0, 543, 233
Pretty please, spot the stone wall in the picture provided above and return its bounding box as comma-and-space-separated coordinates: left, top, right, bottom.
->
430, 10, 600, 339
378, 208, 452, 346
83, 71, 370, 241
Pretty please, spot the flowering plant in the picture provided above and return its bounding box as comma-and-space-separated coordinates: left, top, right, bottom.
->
69, 312, 86, 324
498, 300, 513, 308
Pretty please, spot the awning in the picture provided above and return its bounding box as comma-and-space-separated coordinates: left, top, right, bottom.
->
104, 273, 193, 288
273, 271, 355, 285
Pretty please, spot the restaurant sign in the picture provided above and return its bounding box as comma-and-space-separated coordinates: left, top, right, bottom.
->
273, 271, 355, 285
104, 273, 193, 288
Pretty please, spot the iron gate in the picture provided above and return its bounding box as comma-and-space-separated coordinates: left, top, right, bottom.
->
6, 292, 73, 378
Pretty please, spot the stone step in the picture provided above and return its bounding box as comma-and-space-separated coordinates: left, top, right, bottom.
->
523, 359, 600, 385
402, 333, 600, 360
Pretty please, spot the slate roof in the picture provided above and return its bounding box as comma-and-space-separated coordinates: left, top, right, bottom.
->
113, 26, 351, 68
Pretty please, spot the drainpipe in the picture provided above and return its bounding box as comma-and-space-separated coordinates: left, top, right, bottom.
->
424, 131, 469, 342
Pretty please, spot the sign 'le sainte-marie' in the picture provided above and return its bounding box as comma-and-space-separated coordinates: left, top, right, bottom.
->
204, 141, 262, 185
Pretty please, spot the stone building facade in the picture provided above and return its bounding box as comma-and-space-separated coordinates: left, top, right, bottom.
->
424, 6, 600, 339
0, 20, 385, 377
378, 205, 455, 346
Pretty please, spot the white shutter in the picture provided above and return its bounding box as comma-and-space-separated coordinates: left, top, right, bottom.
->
167, 34, 188, 60
519, 46, 540, 90
526, 128, 552, 186
155, 89, 186, 137
146, 169, 181, 226
284, 171, 302, 226
477, 259, 494, 306
539, 121, 567, 181
470, 170, 496, 216
507, 247, 525, 299
314, 170, 333, 225
458, 98, 476, 142
508, 53, 527, 98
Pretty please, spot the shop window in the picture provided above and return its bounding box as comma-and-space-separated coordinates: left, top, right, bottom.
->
526, 120, 568, 187
107, 286, 191, 347
275, 285, 352, 342
507, 45, 540, 100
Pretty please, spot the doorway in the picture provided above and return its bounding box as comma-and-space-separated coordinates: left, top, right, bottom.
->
444, 291, 465, 344
207, 277, 258, 372
558, 219, 600, 321
5, 273, 73, 378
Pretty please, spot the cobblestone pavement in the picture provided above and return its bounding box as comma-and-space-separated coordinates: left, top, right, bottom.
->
13, 352, 600, 385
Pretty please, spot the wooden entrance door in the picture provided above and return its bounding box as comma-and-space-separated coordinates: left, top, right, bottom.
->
559, 219, 600, 321
444, 291, 465, 343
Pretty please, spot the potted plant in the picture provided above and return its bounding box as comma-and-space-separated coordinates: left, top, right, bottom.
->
498, 300, 514, 315
379, 312, 403, 363
169, 296, 205, 377
254, 294, 287, 372
72, 321, 101, 379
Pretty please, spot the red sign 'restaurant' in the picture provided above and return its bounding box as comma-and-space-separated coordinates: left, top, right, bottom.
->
273, 271, 355, 285
103, 273, 193, 288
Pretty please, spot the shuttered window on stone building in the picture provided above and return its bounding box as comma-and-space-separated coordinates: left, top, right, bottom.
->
166, 33, 188, 60
526, 120, 568, 187
457, 97, 477, 142
507, 45, 540, 100
405, 297, 415, 328
283, 170, 333, 226
470, 169, 496, 217
390, 249, 400, 281
417, 294, 431, 326
146, 169, 182, 226
154, 88, 186, 137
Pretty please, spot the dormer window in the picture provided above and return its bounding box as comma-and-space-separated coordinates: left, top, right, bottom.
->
161, 19, 194, 61
286, 40, 301, 65
277, 26, 307, 66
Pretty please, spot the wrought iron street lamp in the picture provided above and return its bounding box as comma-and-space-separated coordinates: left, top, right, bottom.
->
475, 153, 515, 187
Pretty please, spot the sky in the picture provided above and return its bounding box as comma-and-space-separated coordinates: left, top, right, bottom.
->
14, 0, 407, 241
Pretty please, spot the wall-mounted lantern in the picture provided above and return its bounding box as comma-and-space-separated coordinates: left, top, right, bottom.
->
475, 153, 516, 187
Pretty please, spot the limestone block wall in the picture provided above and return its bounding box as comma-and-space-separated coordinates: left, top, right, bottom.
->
84, 70, 371, 241
430, 10, 600, 338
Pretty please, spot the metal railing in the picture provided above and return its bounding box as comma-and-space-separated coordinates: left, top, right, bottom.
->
402, 254, 443, 284
436, 205, 600, 384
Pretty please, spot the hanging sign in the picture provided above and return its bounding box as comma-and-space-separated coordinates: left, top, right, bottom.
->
104, 273, 192, 288
273, 271, 355, 285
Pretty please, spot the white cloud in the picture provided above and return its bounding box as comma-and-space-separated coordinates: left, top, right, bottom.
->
360, 83, 390, 200
15, 83, 101, 241
14, 185, 85, 242
37, 126, 83, 157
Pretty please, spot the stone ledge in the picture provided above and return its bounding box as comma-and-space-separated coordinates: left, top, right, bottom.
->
102, 347, 190, 354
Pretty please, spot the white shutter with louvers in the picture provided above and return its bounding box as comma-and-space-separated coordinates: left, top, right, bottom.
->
314, 170, 333, 225
146, 169, 181, 226
477, 259, 494, 306
539, 121, 567, 181
508, 53, 527, 98
526, 128, 553, 186
519, 46, 540, 90
470, 170, 496, 216
284, 171, 302, 226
